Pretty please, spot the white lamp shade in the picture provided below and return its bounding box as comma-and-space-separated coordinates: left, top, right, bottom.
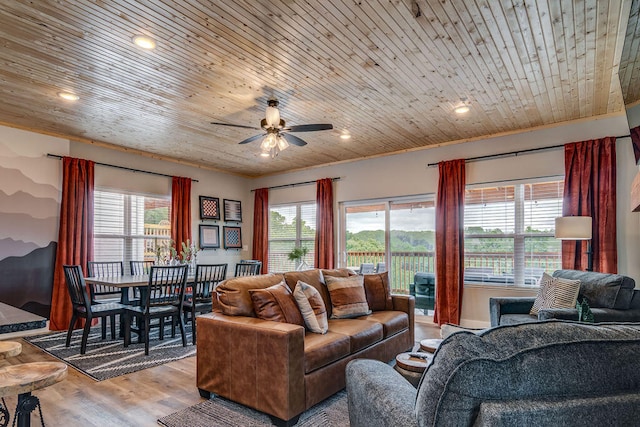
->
555, 216, 592, 240
265, 106, 280, 128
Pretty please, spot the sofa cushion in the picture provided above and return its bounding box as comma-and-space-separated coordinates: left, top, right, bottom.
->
327, 318, 383, 353
530, 273, 580, 315
284, 269, 332, 317
249, 282, 305, 326
553, 269, 636, 309
304, 331, 351, 374
498, 313, 539, 325
325, 275, 372, 319
216, 273, 285, 317
358, 311, 408, 338
363, 272, 393, 311
293, 281, 328, 334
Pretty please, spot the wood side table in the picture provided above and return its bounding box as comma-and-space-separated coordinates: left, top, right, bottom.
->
0, 342, 21, 360
0, 362, 67, 427
394, 352, 432, 387
419, 338, 443, 353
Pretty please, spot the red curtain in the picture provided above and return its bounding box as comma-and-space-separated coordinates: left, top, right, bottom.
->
315, 178, 335, 269
562, 137, 617, 273
171, 176, 192, 253
434, 159, 465, 325
50, 157, 95, 331
252, 188, 269, 273
631, 126, 640, 165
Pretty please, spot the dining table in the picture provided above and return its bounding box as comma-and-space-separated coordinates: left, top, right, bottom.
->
85, 274, 150, 305
85, 273, 196, 339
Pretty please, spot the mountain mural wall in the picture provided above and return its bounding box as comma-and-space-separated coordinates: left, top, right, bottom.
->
0, 126, 68, 318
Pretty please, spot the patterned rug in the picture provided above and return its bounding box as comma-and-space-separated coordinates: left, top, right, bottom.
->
158, 390, 349, 427
24, 321, 196, 381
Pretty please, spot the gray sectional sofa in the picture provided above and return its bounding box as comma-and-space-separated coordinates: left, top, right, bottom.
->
346, 320, 640, 427
490, 269, 640, 326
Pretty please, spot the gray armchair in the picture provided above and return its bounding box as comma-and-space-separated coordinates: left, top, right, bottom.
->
347, 321, 640, 427
490, 269, 640, 326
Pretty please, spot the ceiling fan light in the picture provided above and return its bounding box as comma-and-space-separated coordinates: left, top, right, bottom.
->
276, 135, 289, 151
265, 106, 280, 128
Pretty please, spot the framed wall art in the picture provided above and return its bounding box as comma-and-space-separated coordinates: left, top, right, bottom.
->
223, 226, 242, 249
199, 224, 220, 249
223, 199, 242, 222
199, 196, 220, 220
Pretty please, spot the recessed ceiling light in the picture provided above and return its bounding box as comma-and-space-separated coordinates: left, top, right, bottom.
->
260, 152, 270, 158
57, 92, 79, 101
454, 105, 470, 114
132, 35, 156, 50
340, 134, 351, 140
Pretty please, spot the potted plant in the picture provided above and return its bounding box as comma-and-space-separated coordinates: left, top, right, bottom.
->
288, 247, 309, 271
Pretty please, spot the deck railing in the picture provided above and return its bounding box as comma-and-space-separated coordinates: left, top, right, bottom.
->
346, 251, 562, 293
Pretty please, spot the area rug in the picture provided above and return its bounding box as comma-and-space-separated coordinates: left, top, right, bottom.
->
24, 321, 196, 381
157, 390, 349, 427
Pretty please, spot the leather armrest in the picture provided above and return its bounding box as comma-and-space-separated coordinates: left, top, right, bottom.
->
392, 294, 415, 343
196, 312, 306, 422
489, 297, 536, 326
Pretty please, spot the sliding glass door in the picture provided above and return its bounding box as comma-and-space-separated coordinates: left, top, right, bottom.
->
341, 196, 435, 294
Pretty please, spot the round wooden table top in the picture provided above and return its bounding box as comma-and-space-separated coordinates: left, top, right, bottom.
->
419, 338, 443, 353
0, 362, 67, 398
0, 341, 22, 359
395, 352, 432, 373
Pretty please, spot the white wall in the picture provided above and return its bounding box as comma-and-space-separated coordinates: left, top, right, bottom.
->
253, 113, 638, 327
70, 142, 252, 275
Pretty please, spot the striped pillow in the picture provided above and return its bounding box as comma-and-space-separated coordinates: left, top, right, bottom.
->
325, 275, 371, 319
530, 272, 581, 316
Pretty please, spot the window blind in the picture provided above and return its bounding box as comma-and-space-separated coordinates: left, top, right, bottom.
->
463, 180, 563, 286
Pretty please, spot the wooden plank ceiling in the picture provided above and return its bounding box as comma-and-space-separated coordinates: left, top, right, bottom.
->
0, 0, 637, 177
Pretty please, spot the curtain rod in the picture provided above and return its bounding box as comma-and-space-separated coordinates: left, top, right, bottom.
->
251, 177, 341, 192
426, 134, 631, 167
46, 154, 199, 182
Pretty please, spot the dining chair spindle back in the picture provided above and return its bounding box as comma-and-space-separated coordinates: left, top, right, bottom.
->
123, 264, 189, 355
87, 261, 123, 303
183, 263, 227, 344
63, 265, 126, 354
234, 261, 262, 277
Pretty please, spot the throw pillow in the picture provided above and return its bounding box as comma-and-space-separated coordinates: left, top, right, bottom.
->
324, 275, 371, 319
363, 271, 393, 311
249, 281, 305, 326
530, 272, 581, 316
293, 280, 328, 334
216, 273, 285, 317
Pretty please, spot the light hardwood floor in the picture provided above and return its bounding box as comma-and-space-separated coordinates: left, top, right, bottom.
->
1, 321, 440, 426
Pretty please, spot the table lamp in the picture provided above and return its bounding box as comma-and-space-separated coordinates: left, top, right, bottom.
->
555, 216, 593, 271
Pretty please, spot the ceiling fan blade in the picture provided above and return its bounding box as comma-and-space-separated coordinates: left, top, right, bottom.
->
238, 133, 265, 144
211, 122, 261, 131
285, 124, 334, 132
281, 133, 308, 147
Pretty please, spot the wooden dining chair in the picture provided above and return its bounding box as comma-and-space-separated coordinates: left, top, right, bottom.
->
63, 265, 126, 355
234, 261, 262, 277
124, 264, 189, 355
183, 264, 227, 344
129, 260, 155, 275
87, 261, 123, 304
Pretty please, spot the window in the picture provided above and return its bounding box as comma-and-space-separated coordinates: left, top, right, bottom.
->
94, 189, 171, 272
342, 197, 435, 294
269, 203, 316, 272
463, 179, 564, 286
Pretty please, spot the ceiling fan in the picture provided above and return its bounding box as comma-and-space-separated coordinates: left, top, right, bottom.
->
211, 98, 333, 158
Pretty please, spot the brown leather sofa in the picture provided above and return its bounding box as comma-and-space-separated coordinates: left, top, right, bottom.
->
196, 268, 415, 426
